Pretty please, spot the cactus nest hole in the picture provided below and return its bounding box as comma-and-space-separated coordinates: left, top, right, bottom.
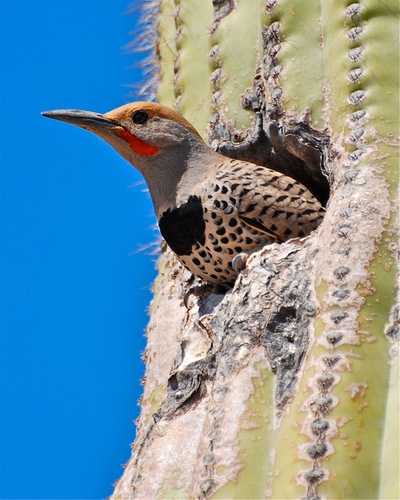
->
213, 112, 331, 207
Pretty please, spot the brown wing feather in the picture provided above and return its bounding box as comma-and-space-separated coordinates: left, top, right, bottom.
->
235, 165, 324, 241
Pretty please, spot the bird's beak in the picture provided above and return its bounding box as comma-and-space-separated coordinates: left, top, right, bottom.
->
41, 109, 119, 132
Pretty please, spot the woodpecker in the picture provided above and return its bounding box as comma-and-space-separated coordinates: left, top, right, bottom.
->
42, 102, 324, 285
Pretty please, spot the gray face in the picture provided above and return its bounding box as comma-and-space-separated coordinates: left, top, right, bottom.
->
41, 102, 211, 218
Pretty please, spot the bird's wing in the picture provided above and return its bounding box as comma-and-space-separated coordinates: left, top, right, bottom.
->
236, 166, 324, 241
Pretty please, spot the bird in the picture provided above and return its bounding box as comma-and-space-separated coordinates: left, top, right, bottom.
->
42, 102, 324, 286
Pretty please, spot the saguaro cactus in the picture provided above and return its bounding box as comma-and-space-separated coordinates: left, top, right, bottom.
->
112, 1, 399, 498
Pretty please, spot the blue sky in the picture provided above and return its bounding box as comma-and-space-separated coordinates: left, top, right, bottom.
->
1, 1, 157, 498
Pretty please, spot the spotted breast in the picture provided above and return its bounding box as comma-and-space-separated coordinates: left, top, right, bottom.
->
159, 158, 324, 285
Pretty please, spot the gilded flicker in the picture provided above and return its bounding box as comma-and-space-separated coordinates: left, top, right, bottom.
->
42, 102, 324, 285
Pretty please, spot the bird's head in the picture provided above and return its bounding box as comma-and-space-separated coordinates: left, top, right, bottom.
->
42, 101, 203, 164
42, 102, 209, 215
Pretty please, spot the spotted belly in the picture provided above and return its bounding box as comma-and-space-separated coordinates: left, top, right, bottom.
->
157, 158, 324, 285
158, 194, 269, 285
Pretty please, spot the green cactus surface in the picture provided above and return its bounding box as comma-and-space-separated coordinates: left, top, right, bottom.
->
112, 1, 399, 498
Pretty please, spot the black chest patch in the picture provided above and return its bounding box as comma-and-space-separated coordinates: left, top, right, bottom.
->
158, 195, 206, 256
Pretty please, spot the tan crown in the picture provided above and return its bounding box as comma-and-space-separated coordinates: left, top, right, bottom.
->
104, 102, 203, 140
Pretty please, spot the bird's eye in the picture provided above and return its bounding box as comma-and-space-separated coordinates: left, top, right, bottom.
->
132, 111, 149, 124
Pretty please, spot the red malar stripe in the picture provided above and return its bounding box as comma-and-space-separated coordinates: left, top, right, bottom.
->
118, 129, 158, 157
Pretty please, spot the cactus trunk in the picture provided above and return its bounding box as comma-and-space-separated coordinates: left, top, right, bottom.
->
112, 0, 399, 498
